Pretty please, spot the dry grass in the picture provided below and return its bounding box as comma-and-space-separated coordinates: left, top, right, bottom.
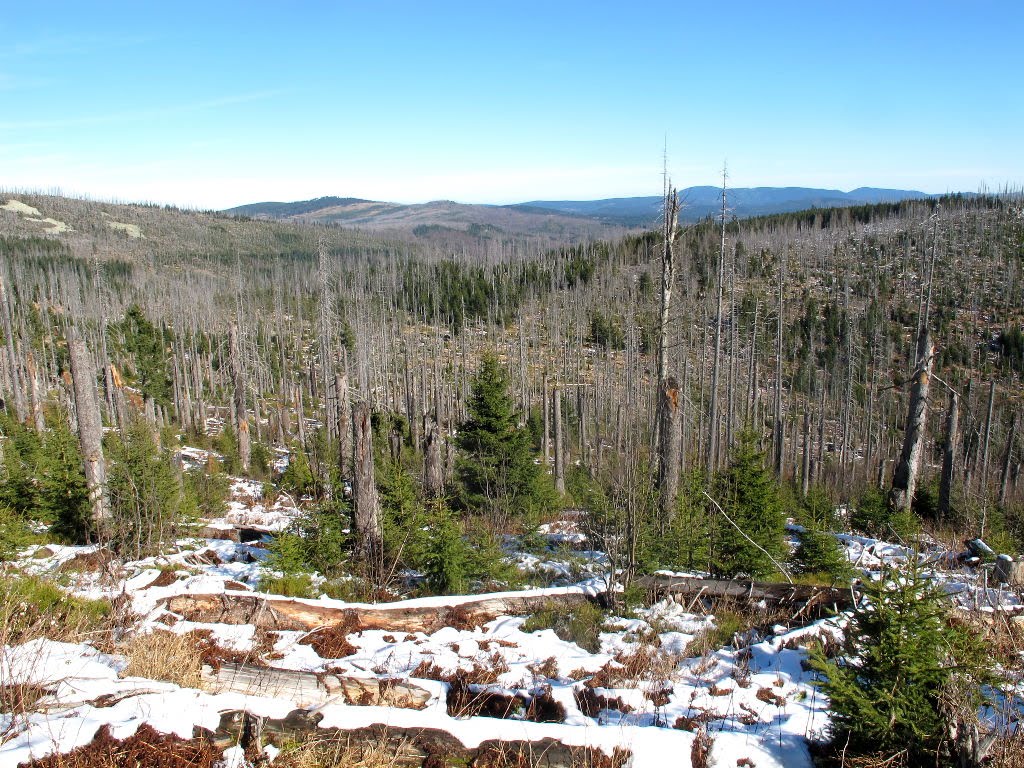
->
121, 631, 203, 688
274, 736, 404, 768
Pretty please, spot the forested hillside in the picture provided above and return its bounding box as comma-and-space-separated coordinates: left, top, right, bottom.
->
1, 189, 1023, 767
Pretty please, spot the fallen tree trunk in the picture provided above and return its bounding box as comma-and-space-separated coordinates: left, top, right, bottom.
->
200, 662, 431, 710
161, 590, 600, 633
635, 574, 857, 613
202, 712, 630, 768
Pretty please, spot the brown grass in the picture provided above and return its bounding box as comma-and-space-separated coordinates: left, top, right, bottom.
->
274, 735, 404, 768
121, 631, 203, 688
18, 724, 220, 768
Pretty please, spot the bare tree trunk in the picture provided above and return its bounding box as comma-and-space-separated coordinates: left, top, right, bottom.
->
352, 401, 382, 562
26, 353, 45, 434
423, 417, 444, 498
1000, 414, 1017, 507
0, 270, 27, 423
708, 170, 727, 476
801, 409, 812, 497
657, 376, 682, 519
335, 372, 351, 478
938, 390, 960, 525
773, 255, 785, 477
890, 328, 934, 512
67, 327, 109, 531
980, 380, 996, 496
553, 386, 565, 495
542, 372, 550, 474
229, 323, 251, 473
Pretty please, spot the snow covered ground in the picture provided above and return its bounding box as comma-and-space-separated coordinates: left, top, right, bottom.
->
2, 495, 1022, 767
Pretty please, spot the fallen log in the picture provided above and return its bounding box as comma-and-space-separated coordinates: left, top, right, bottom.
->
635, 574, 857, 614
202, 711, 630, 768
199, 662, 431, 709
161, 590, 600, 633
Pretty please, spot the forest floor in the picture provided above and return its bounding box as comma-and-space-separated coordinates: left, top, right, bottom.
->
2, 472, 1023, 768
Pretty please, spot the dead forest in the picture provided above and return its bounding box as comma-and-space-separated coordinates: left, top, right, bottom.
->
1, 190, 1023, 578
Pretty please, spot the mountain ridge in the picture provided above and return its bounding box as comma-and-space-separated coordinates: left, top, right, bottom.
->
226, 186, 936, 232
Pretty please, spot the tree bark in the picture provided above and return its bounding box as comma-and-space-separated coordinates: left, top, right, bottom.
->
938, 390, 960, 524
657, 375, 682, 518
229, 323, 251, 473
1000, 413, 1017, 507
352, 401, 382, 560
67, 326, 109, 530
553, 385, 565, 495
422, 416, 444, 498
890, 328, 934, 512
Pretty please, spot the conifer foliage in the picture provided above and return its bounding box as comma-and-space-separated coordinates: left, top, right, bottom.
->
455, 353, 555, 522
813, 563, 992, 765
711, 431, 787, 579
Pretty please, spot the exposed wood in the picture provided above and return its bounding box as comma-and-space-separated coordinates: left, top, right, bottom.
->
228, 323, 251, 473
1000, 414, 1017, 507
635, 574, 855, 612
204, 713, 630, 768
889, 327, 934, 512
352, 400, 382, 559
422, 416, 444, 497
200, 662, 430, 710
657, 375, 682, 518
161, 590, 600, 633
67, 326, 109, 528
553, 385, 565, 495
939, 389, 960, 524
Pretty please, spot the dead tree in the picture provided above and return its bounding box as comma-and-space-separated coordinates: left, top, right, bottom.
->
938, 390, 960, 525
352, 401, 382, 562
67, 326, 109, 530
890, 327, 935, 512
657, 376, 682, 518
335, 372, 351, 478
553, 385, 565, 495
422, 416, 444, 497
1000, 413, 1017, 507
707, 170, 727, 476
0, 269, 27, 423
228, 323, 251, 473
654, 184, 681, 513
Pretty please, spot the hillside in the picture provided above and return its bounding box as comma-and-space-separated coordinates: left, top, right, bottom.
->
227, 186, 936, 232
225, 196, 623, 244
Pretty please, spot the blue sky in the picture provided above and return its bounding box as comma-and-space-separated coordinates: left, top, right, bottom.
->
1, 2, 1021, 208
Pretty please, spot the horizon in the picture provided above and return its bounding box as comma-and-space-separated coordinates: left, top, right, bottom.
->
2, 2, 1022, 209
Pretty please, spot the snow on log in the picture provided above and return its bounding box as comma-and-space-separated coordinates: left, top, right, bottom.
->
200, 662, 431, 709
161, 590, 601, 633
635, 574, 856, 612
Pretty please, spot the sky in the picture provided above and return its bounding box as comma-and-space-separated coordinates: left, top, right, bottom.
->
1, 2, 1022, 209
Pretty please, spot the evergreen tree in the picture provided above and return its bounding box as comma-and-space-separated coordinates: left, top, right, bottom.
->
792, 487, 853, 582
106, 420, 192, 558
455, 353, 555, 522
812, 563, 992, 764
711, 430, 786, 579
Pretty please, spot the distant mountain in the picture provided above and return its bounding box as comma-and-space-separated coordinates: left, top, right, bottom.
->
516, 186, 933, 226
224, 197, 621, 243
225, 186, 934, 236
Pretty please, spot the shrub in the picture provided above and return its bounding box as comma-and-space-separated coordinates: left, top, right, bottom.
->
265, 505, 348, 578
183, 469, 231, 519
522, 600, 605, 653
0, 504, 36, 561
0, 573, 110, 644
812, 562, 993, 764
106, 420, 193, 558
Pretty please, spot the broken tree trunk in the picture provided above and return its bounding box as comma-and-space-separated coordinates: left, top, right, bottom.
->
200, 662, 430, 710
67, 326, 109, 530
335, 372, 350, 479
553, 385, 565, 495
939, 389, 960, 525
161, 590, 600, 634
635, 574, 856, 613
422, 416, 444, 498
204, 714, 629, 768
228, 323, 251, 473
657, 375, 682, 519
352, 401, 382, 559
890, 327, 934, 512
1000, 414, 1017, 507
